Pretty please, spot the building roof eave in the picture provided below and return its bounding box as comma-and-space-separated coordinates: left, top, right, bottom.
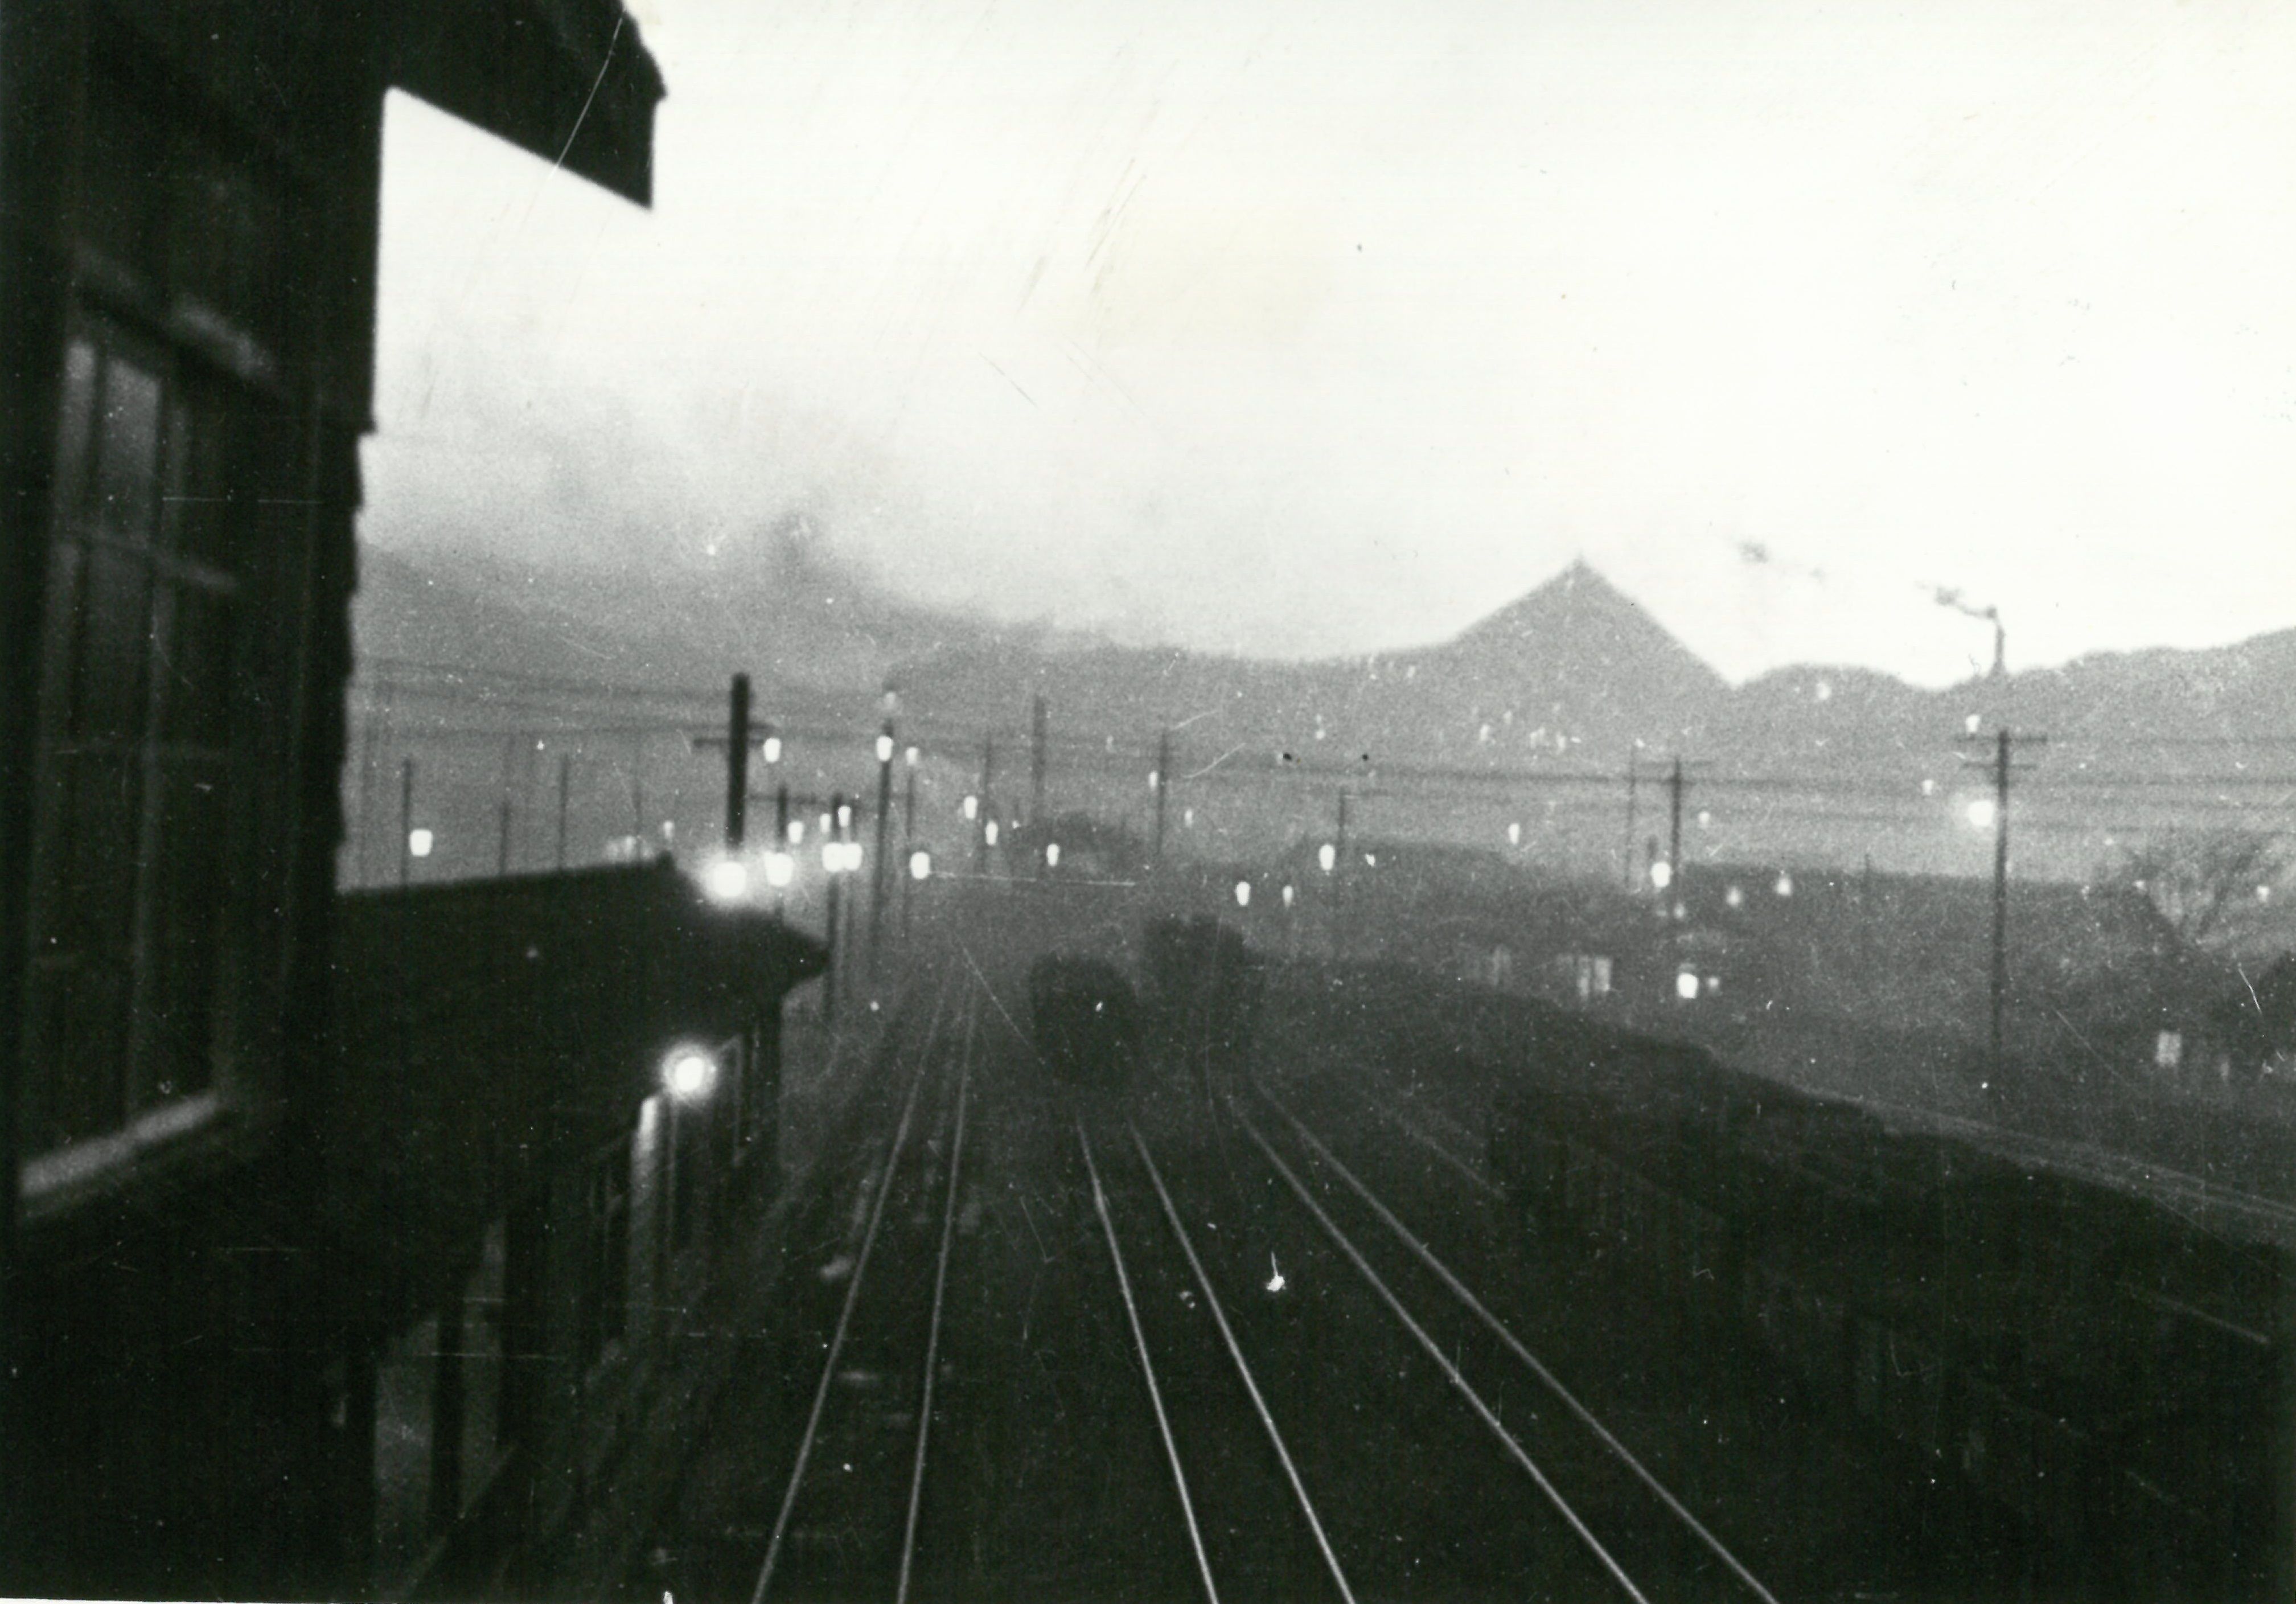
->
391, 0, 663, 207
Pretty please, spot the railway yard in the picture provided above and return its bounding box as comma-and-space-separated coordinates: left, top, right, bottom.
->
611, 888, 2186, 1604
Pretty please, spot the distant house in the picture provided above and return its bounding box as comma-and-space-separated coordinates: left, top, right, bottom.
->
1638, 863, 2216, 1102
1, 4, 661, 1594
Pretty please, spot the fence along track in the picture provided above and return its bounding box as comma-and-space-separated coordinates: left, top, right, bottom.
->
1252, 1082, 1782, 1604
748, 970, 957, 1604
1128, 1121, 1359, 1604
1078, 1119, 1223, 1604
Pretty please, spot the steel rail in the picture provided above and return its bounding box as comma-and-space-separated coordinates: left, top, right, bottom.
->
1128, 1122, 1359, 1604
748, 974, 952, 1604
1227, 1100, 1652, 1604
1254, 1085, 1782, 1604
894, 996, 977, 1604
1322, 1070, 1500, 1201
1078, 1119, 1223, 1604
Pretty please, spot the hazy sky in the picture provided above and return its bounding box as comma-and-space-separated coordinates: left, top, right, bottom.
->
363, 0, 2296, 687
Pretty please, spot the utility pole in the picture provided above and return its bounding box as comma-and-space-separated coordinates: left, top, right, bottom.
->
1959, 725, 2047, 1081
901, 749, 919, 942
556, 754, 570, 870
1153, 727, 1172, 867
496, 732, 517, 876
397, 758, 414, 889
1621, 749, 1641, 892
825, 791, 845, 1020
724, 672, 751, 850
871, 721, 895, 970
1667, 757, 1686, 901
1030, 694, 1048, 824
975, 735, 995, 877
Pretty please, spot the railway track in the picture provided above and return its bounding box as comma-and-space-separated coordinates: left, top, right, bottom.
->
747, 975, 974, 1603
647, 953, 1792, 1603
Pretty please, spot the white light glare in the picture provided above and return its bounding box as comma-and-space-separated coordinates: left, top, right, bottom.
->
1318, 842, 1337, 873
1282, 884, 1295, 908
909, 849, 933, 881
763, 851, 795, 889
984, 821, 1000, 846
663, 1044, 718, 1103
876, 735, 894, 763
762, 736, 782, 764
1507, 822, 1522, 847
962, 794, 979, 821
1649, 860, 1673, 891
1675, 970, 1701, 1002
408, 828, 434, 859
1234, 880, 1251, 908
905, 745, 919, 768
1045, 842, 1062, 868
700, 856, 750, 903
1774, 872, 1794, 899
787, 819, 806, 844
1966, 797, 1998, 831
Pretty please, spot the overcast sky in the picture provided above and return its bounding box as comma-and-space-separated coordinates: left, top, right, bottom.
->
363, 0, 2296, 687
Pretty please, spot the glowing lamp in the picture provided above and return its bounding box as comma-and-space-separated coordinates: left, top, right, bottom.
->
962, 794, 979, 821
1649, 860, 1673, 891
763, 851, 795, 889
1234, 880, 1251, 908
1965, 798, 1997, 831
985, 821, 1000, 847
1045, 842, 1062, 868
877, 735, 895, 763
1282, 884, 1295, 908
1675, 970, 1701, 1002
909, 849, 932, 881
1318, 843, 1337, 873
408, 828, 434, 859
663, 1044, 719, 1103
762, 735, 782, 764
700, 856, 750, 904
905, 745, 919, 767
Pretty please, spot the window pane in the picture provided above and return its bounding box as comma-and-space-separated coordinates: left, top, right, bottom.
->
73, 543, 152, 742
145, 761, 228, 1103
171, 142, 289, 355
91, 358, 163, 545
54, 339, 98, 514
158, 584, 237, 749
170, 388, 243, 573
62, 753, 142, 959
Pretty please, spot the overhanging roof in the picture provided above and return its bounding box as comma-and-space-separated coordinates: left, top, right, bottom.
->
391, 0, 663, 207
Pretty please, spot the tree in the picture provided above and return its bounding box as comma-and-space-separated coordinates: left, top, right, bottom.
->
2103, 826, 2288, 950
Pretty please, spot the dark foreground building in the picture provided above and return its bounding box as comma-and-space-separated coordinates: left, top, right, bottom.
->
0, 2, 679, 1594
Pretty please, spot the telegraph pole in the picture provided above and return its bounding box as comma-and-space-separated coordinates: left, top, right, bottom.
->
725, 672, 751, 850
397, 758, 414, 889
825, 791, 846, 1020
1667, 757, 1686, 899
1030, 694, 1048, 824
975, 735, 995, 876
901, 749, 919, 941
1958, 725, 2047, 1080
1621, 749, 1641, 891
555, 754, 570, 869
1153, 727, 1172, 866
871, 721, 895, 969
